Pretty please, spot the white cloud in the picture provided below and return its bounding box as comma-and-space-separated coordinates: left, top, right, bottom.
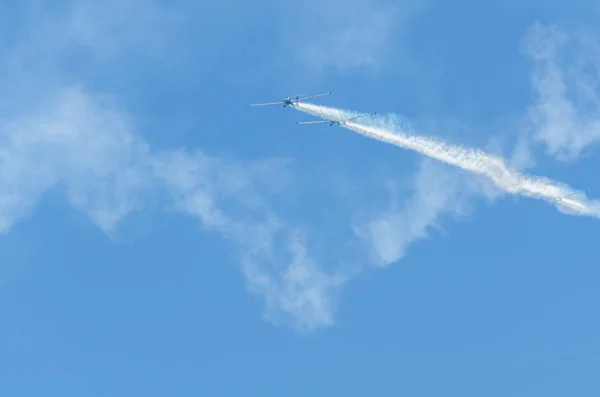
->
353, 159, 472, 267
241, 231, 348, 332
283, 0, 428, 72
520, 22, 600, 162
66, 0, 182, 60
0, 86, 152, 233
151, 150, 350, 332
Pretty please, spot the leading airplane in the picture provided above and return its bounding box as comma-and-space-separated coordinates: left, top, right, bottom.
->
248, 92, 331, 108
296, 112, 376, 127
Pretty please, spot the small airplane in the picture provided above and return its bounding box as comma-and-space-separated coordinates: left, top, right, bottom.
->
551, 190, 586, 203
248, 92, 331, 108
296, 112, 376, 126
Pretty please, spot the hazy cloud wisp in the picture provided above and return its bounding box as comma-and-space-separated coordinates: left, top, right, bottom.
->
521, 22, 600, 162
283, 0, 428, 72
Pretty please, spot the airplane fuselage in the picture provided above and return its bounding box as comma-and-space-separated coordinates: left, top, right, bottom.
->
282, 97, 300, 107
249, 92, 329, 108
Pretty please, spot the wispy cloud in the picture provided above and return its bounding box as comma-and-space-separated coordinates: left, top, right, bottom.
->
282, 0, 429, 72
152, 149, 349, 332
0, 86, 152, 233
520, 22, 600, 162
354, 159, 471, 267
66, 0, 182, 60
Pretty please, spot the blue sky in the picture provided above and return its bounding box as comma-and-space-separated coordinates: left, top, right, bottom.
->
1, 0, 600, 395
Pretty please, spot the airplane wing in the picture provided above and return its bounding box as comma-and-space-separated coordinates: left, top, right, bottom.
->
294, 92, 332, 102
296, 120, 330, 125
345, 112, 376, 121
551, 190, 587, 202
561, 190, 586, 199
248, 101, 285, 106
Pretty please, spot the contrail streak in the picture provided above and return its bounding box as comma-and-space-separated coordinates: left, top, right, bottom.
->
295, 102, 600, 218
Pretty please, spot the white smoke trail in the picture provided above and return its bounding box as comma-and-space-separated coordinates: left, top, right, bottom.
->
295, 102, 600, 218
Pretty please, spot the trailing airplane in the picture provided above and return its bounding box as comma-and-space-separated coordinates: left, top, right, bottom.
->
550, 190, 587, 203
248, 92, 331, 107
296, 112, 376, 126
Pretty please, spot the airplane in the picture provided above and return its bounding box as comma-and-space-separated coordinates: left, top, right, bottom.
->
296, 112, 376, 126
550, 190, 586, 203
248, 92, 331, 107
